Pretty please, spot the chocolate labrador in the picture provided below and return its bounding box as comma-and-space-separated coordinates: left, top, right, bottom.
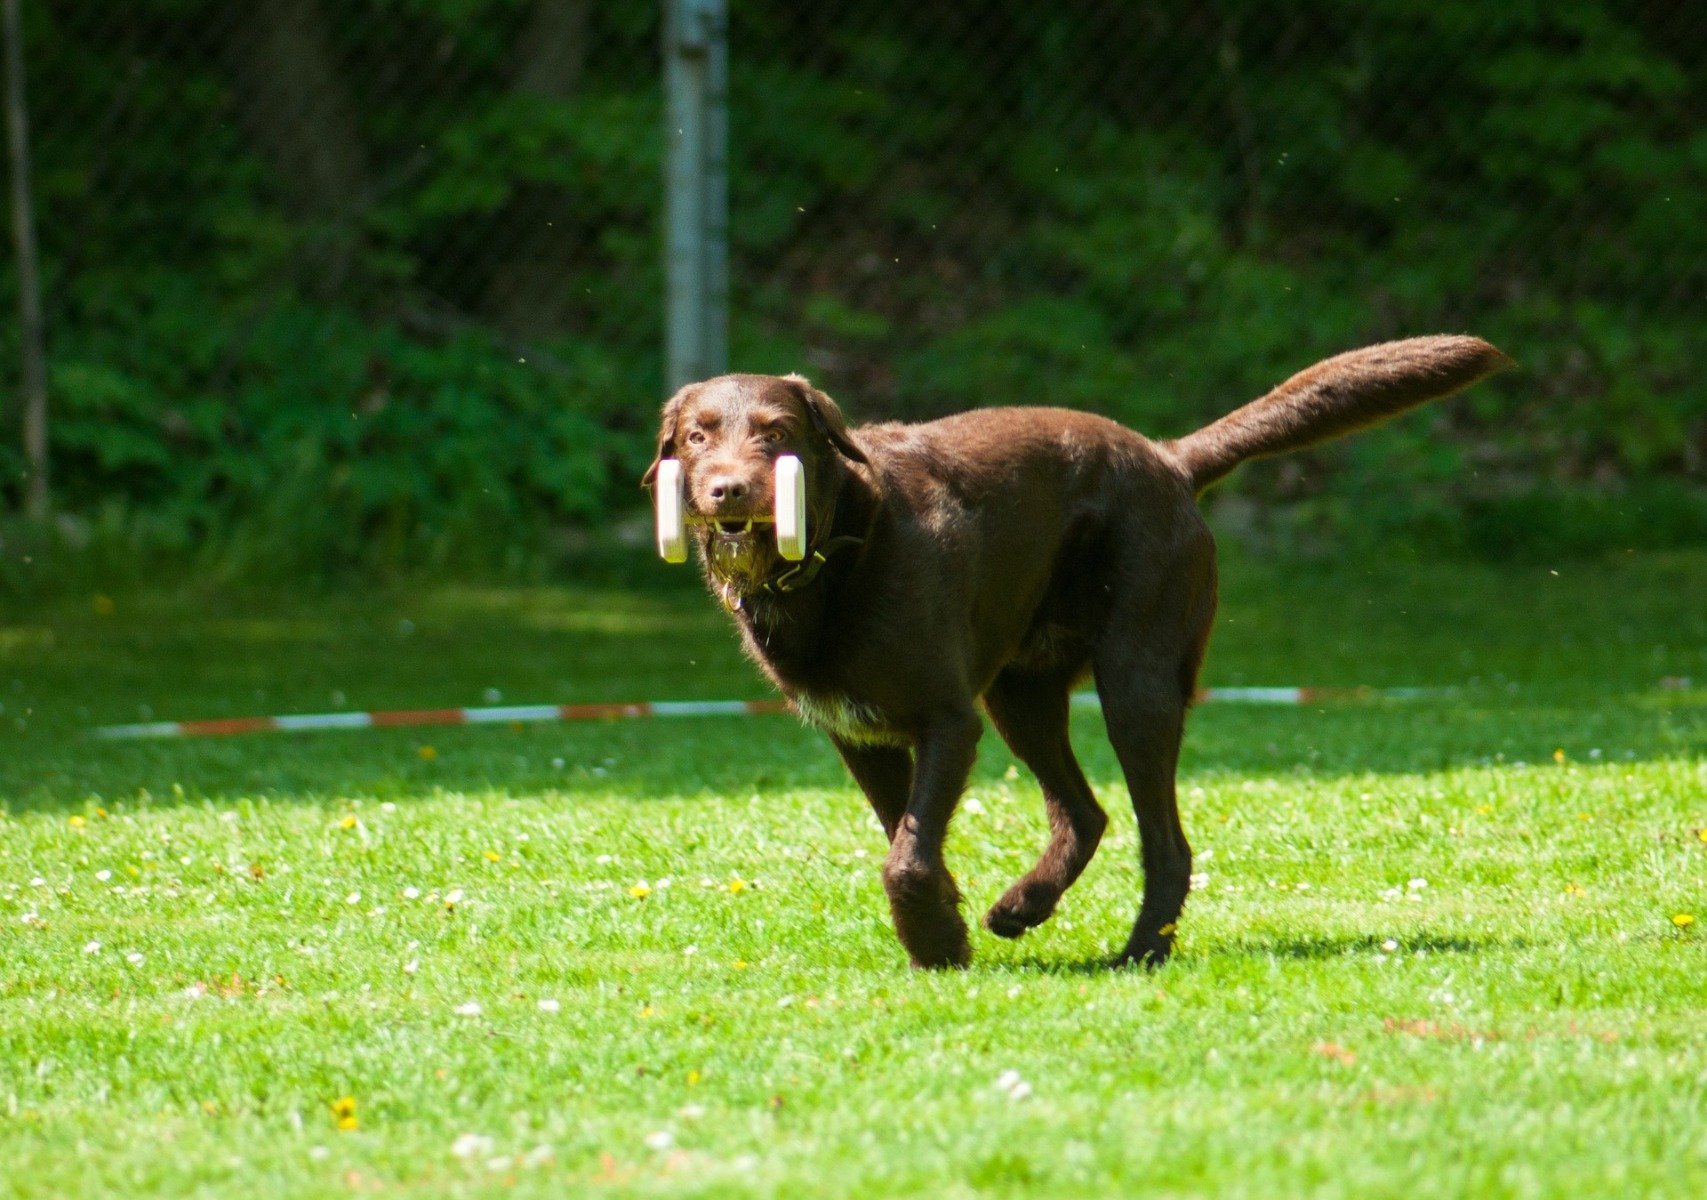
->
643, 335, 1511, 968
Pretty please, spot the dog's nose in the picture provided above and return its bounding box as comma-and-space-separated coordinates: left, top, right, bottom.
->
707, 477, 748, 504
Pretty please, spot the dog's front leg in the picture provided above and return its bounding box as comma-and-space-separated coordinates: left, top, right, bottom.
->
831, 739, 911, 843
881, 708, 982, 968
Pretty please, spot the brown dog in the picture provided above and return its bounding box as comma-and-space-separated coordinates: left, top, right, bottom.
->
644, 336, 1511, 969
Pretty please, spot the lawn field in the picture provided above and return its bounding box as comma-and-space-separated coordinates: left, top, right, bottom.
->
2, 551, 1705, 1198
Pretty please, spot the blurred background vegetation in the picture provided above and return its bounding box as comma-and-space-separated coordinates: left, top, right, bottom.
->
1, 0, 1702, 591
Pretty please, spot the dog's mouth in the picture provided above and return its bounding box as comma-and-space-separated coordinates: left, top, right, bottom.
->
703, 513, 775, 582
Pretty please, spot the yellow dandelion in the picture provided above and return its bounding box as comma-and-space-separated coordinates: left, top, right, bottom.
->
1696, 828, 1707, 845
727, 875, 747, 895
1564, 883, 1585, 896
687, 1070, 701, 1086
1476, 804, 1493, 815
628, 882, 651, 899
68, 815, 86, 829
1673, 913, 1695, 928
331, 1096, 358, 1130
732, 959, 748, 970
338, 815, 358, 830
483, 850, 501, 863
417, 745, 438, 761
1553, 748, 1566, 765
639, 1005, 654, 1018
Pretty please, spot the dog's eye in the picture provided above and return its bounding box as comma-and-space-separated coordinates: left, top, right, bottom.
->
762, 429, 785, 444
686, 430, 707, 446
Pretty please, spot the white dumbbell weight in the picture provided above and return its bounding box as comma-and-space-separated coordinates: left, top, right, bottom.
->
774, 455, 807, 561
653, 458, 687, 563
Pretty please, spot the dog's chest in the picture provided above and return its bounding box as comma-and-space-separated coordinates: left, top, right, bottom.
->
789, 688, 905, 747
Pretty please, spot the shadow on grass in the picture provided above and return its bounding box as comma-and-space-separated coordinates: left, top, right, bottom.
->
1001, 931, 1528, 976
5, 692, 1702, 815
4, 562, 1702, 812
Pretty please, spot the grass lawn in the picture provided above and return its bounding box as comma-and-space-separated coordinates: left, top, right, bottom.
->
2, 550, 1704, 1198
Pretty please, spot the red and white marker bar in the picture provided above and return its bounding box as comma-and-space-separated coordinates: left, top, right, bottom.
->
91, 687, 1443, 741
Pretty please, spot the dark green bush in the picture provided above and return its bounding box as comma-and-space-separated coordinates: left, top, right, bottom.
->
1, 0, 1700, 584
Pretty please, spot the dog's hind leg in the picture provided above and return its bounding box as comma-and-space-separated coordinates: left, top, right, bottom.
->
1092, 545, 1215, 968
832, 739, 912, 843
1093, 654, 1193, 969
980, 668, 1107, 939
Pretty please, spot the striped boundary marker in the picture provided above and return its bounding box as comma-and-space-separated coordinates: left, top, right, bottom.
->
90, 686, 1449, 741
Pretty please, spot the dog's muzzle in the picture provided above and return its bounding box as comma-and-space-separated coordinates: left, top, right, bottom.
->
654, 455, 806, 565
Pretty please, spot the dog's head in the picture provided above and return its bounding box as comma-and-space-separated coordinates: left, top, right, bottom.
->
643, 373, 867, 588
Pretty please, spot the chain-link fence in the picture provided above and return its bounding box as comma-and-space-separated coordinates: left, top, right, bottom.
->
3, 1, 1702, 568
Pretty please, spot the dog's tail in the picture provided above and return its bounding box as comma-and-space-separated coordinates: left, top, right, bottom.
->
1164, 335, 1513, 496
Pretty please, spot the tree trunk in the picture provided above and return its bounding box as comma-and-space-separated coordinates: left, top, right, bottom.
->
482, 0, 592, 341
225, 0, 371, 298
3, 0, 47, 518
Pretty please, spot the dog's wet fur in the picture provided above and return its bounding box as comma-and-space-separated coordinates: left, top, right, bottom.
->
644, 336, 1512, 969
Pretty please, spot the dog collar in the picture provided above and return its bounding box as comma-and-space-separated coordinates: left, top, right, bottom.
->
717, 533, 866, 611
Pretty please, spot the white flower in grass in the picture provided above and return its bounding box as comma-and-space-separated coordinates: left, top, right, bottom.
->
537, 998, 560, 1013
95, 869, 112, 882
345, 891, 361, 905
126, 951, 144, 965
402, 886, 420, 900
643, 1130, 675, 1153
995, 1069, 1032, 1101
451, 1133, 494, 1160
1380, 939, 1399, 953
444, 889, 464, 905
403, 959, 419, 976
83, 940, 101, 954
521, 1145, 554, 1168
454, 1001, 482, 1017
1407, 878, 1428, 891
963, 797, 986, 816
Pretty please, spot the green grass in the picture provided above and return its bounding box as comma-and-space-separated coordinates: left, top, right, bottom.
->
2, 550, 1705, 1198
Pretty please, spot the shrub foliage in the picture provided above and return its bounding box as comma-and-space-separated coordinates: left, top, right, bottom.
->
1, 0, 1700, 569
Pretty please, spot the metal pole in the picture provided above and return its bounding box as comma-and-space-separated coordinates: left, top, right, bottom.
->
2, 0, 46, 518
663, 0, 728, 390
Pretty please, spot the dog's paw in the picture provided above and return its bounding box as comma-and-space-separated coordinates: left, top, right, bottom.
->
907, 935, 972, 970
884, 862, 971, 968
982, 883, 1060, 940
1112, 926, 1176, 970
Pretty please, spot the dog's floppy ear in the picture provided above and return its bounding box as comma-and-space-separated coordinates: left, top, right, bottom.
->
783, 374, 868, 464
640, 385, 695, 489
